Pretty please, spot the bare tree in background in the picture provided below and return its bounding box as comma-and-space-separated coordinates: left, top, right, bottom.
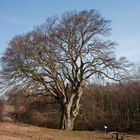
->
0, 9, 128, 130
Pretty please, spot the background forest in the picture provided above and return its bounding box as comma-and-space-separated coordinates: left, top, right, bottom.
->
1, 75, 140, 132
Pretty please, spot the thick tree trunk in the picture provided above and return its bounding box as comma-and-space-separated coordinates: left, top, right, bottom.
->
59, 87, 83, 130
61, 104, 75, 130
62, 113, 74, 130
65, 117, 74, 131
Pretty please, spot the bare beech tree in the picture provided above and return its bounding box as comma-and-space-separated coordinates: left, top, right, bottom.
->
0, 9, 128, 130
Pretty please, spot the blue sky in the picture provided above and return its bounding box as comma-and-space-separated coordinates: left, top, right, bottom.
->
0, 0, 140, 64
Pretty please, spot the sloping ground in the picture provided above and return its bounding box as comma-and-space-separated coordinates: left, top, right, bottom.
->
0, 122, 54, 140
0, 122, 140, 140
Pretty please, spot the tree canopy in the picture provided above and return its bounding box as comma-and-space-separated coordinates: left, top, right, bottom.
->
0, 9, 128, 130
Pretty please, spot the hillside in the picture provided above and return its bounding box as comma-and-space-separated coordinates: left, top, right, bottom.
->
0, 122, 140, 140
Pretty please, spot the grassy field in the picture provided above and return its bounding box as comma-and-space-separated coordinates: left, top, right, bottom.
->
0, 122, 139, 140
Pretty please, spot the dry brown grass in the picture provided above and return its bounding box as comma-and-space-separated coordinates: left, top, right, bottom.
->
0, 122, 139, 140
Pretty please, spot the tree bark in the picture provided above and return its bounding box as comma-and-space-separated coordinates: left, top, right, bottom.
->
61, 103, 75, 130
59, 87, 83, 130
60, 96, 79, 130
62, 113, 74, 131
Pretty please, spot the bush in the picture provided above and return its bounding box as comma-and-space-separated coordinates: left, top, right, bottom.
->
12, 111, 60, 128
